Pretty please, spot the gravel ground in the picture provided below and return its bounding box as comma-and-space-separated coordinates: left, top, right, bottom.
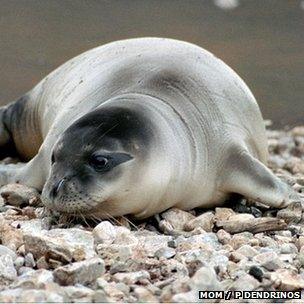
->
0, 125, 303, 303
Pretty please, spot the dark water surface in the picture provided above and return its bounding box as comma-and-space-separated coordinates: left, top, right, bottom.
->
0, 0, 303, 128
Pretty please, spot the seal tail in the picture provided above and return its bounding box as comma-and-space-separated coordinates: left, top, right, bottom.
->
0, 95, 42, 161
220, 146, 301, 208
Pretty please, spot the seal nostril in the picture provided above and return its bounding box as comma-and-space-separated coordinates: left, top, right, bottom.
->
51, 178, 65, 198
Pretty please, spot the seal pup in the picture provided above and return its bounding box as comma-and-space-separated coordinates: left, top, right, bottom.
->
0, 38, 300, 219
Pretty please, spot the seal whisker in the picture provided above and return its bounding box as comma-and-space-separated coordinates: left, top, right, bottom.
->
79, 211, 91, 227
122, 215, 139, 231
103, 211, 122, 226
99, 122, 119, 139
90, 212, 115, 225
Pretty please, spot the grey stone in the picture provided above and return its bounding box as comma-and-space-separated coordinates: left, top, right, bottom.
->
235, 245, 259, 258
0, 254, 17, 281
134, 232, 173, 256
133, 286, 158, 302
92, 290, 110, 303
113, 270, 150, 284
0, 245, 17, 261
24, 252, 36, 268
191, 266, 222, 291
277, 202, 303, 224
184, 211, 215, 232
92, 220, 117, 245
62, 285, 94, 300
53, 257, 105, 286
0, 288, 22, 302
12, 219, 49, 234
217, 229, 231, 244
160, 208, 195, 231
253, 252, 283, 271
172, 291, 198, 303
23, 228, 96, 264
297, 253, 304, 267
270, 269, 304, 291
14, 256, 25, 270
154, 247, 176, 259
17, 266, 35, 276
201, 233, 220, 249
280, 243, 298, 254
230, 274, 260, 291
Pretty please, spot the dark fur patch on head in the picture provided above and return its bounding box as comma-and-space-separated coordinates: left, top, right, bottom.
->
61, 106, 154, 156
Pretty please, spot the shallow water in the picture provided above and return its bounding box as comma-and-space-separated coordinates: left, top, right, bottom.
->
0, 0, 303, 128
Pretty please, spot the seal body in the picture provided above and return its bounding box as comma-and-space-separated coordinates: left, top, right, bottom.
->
0, 38, 299, 218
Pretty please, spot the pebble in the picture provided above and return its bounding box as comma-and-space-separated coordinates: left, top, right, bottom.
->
92, 290, 110, 303
184, 211, 215, 232
0, 254, 17, 281
230, 274, 260, 291
24, 252, 36, 268
277, 202, 303, 224
191, 266, 222, 291
113, 270, 150, 284
248, 265, 264, 282
271, 269, 304, 291
154, 247, 176, 259
0, 244, 17, 261
214, 207, 235, 221
133, 286, 158, 302
297, 253, 304, 267
235, 245, 259, 258
53, 257, 105, 286
62, 285, 94, 301
160, 208, 195, 231
92, 221, 117, 245
167, 239, 177, 248
0, 216, 24, 251
253, 252, 283, 271
280, 243, 298, 254
23, 228, 96, 264
230, 251, 246, 263
14, 256, 25, 270
17, 266, 35, 276
217, 229, 231, 244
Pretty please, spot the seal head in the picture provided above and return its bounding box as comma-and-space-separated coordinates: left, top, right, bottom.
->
42, 105, 154, 218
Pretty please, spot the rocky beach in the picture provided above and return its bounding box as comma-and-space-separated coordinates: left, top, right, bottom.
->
0, 125, 303, 303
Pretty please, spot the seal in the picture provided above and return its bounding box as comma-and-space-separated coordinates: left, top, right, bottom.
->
0, 38, 300, 219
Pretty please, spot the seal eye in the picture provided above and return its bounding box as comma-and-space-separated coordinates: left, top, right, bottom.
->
89, 155, 110, 172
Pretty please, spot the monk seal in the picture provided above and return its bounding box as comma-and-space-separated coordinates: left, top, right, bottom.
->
0, 38, 300, 219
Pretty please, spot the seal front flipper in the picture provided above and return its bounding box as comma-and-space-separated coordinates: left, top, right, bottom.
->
0, 153, 46, 189
220, 146, 301, 208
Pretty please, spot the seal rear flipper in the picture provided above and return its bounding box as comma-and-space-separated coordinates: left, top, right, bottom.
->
0, 106, 18, 160
221, 148, 301, 208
